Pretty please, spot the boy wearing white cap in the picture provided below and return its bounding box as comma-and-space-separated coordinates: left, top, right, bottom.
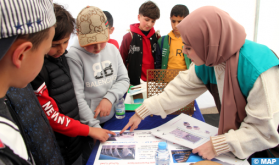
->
0, 0, 64, 164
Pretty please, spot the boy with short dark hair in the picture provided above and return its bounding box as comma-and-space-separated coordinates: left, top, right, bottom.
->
31, 4, 115, 165
0, 0, 64, 164
103, 11, 120, 49
156, 4, 191, 70
120, 1, 160, 85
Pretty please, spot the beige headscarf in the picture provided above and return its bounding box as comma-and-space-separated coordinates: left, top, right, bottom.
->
177, 6, 247, 134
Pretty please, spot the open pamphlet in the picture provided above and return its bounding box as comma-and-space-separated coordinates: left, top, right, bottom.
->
93, 128, 249, 164
150, 114, 249, 165
150, 113, 218, 149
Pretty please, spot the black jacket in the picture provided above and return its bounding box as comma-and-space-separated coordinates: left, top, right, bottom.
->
31, 51, 83, 164
126, 33, 158, 85
6, 84, 64, 165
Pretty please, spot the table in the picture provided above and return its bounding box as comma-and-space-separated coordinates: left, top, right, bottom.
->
86, 101, 204, 165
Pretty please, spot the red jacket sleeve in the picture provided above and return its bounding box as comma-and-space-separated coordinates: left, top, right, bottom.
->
34, 82, 89, 137
119, 32, 132, 67
108, 39, 120, 49
115, 41, 120, 49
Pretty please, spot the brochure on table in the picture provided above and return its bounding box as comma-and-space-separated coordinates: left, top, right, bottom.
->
93, 130, 249, 165
150, 114, 249, 165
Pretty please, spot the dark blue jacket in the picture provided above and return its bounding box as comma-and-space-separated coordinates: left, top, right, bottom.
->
6, 84, 64, 165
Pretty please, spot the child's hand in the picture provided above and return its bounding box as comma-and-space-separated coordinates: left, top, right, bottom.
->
88, 127, 116, 142
192, 140, 216, 160
120, 113, 142, 133
94, 98, 112, 118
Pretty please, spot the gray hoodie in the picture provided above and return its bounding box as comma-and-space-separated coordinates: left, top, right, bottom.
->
66, 39, 129, 128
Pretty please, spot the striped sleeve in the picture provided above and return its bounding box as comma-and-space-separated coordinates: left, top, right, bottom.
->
211, 135, 231, 156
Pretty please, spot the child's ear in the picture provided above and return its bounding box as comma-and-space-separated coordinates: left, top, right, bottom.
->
138, 14, 141, 21
109, 27, 115, 35
12, 42, 32, 68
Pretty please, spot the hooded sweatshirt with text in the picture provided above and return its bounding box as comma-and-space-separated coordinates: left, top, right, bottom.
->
66, 39, 129, 127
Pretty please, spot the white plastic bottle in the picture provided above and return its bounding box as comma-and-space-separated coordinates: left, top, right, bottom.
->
115, 98, 125, 119
155, 142, 170, 165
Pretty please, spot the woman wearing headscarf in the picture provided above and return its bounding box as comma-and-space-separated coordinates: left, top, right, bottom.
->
121, 6, 279, 160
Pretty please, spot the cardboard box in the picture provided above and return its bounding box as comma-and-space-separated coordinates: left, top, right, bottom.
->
129, 83, 147, 104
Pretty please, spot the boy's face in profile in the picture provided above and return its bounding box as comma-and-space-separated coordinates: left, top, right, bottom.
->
170, 15, 185, 37
138, 14, 156, 31
48, 34, 71, 58
17, 26, 55, 88
83, 42, 107, 54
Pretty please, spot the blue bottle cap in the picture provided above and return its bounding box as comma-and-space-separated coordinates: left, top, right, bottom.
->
158, 142, 167, 150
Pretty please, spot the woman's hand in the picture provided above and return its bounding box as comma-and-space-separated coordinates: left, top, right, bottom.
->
120, 113, 142, 133
192, 140, 216, 160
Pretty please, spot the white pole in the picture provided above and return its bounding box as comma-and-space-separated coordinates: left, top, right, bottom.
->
253, 0, 260, 42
